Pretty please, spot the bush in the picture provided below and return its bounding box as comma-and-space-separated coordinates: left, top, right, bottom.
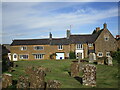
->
69, 51, 76, 59
111, 50, 120, 63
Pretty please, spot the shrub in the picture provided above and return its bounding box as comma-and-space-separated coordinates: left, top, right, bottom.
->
111, 50, 120, 63
69, 51, 76, 59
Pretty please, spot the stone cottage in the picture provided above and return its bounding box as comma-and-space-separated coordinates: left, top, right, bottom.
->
10, 23, 118, 61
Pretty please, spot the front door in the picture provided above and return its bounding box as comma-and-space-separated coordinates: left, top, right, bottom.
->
13, 53, 18, 61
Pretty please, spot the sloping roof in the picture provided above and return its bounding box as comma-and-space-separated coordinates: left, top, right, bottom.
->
11, 30, 103, 46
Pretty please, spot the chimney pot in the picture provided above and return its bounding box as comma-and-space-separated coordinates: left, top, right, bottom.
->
96, 27, 100, 32
103, 23, 107, 29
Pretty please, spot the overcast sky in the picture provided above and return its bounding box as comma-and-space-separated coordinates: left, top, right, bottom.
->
1, 1, 119, 44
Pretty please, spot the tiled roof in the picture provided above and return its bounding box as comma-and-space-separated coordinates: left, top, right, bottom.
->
11, 30, 103, 46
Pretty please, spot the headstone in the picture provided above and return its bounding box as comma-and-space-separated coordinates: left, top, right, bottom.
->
70, 62, 79, 77
82, 64, 96, 87
46, 80, 61, 89
2, 73, 12, 88
89, 53, 96, 63
89, 53, 94, 63
93, 53, 96, 60
25, 66, 45, 88
106, 56, 113, 66
17, 76, 30, 88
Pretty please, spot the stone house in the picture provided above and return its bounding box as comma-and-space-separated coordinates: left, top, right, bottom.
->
10, 23, 118, 61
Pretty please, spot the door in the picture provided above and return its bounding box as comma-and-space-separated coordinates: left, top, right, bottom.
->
13, 53, 18, 61
56, 53, 64, 60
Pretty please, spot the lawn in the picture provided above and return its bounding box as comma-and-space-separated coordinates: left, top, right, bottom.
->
4, 59, 119, 88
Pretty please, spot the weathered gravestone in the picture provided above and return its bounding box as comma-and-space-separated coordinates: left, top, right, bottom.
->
2, 73, 12, 88
25, 66, 45, 88
106, 56, 113, 66
82, 64, 96, 87
46, 80, 61, 89
17, 76, 30, 88
70, 61, 79, 77
89, 53, 96, 63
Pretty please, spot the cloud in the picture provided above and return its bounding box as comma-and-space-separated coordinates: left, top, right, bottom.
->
2, 2, 118, 44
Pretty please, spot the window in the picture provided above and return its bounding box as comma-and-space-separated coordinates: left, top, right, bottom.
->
97, 52, 103, 57
34, 46, 44, 50
76, 44, 83, 49
21, 46, 27, 50
106, 52, 110, 57
104, 37, 109, 41
88, 43, 93, 47
58, 45, 63, 50
19, 55, 28, 59
34, 54, 44, 59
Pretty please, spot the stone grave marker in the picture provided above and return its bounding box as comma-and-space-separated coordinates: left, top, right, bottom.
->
70, 61, 79, 77
25, 66, 45, 88
89, 53, 94, 63
17, 76, 30, 88
46, 80, 61, 89
82, 64, 96, 87
2, 73, 12, 88
106, 56, 113, 66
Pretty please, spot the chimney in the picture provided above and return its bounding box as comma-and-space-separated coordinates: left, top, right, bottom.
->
103, 23, 107, 29
49, 32, 52, 40
96, 27, 100, 32
67, 30, 71, 39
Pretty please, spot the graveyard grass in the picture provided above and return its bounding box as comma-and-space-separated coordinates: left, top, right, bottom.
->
4, 59, 118, 88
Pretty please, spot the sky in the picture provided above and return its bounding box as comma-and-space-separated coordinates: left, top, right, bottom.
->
1, 1, 119, 44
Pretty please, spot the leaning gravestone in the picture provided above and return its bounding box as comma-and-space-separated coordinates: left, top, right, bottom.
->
17, 76, 30, 88
46, 80, 61, 89
107, 56, 113, 66
2, 73, 12, 88
82, 64, 96, 87
70, 61, 79, 77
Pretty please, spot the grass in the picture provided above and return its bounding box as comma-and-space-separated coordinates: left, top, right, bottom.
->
4, 59, 118, 88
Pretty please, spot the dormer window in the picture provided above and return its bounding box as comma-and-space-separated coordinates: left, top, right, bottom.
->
58, 45, 63, 50
76, 44, 83, 49
88, 43, 93, 47
20, 46, 27, 51
34, 46, 44, 50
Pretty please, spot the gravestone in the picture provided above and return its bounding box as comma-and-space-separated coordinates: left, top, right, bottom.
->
82, 64, 96, 87
17, 76, 30, 88
89, 53, 96, 63
46, 80, 61, 89
107, 56, 113, 66
70, 62, 79, 77
25, 66, 45, 88
2, 73, 12, 88
93, 53, 96, 60
89, 53, 94, 63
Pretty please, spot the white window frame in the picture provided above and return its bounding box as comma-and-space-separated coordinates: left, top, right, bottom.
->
97, 52, 103, 57
88, 43, 93, 47
58, 45, 63, 50
19, 54, 29, 59
20, 46, 27, 51
106, 52, 110, 57
104, 37, 109, 41
34, 46, 44, 50
34, 54, 44, 59
76, 44, 83, 50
